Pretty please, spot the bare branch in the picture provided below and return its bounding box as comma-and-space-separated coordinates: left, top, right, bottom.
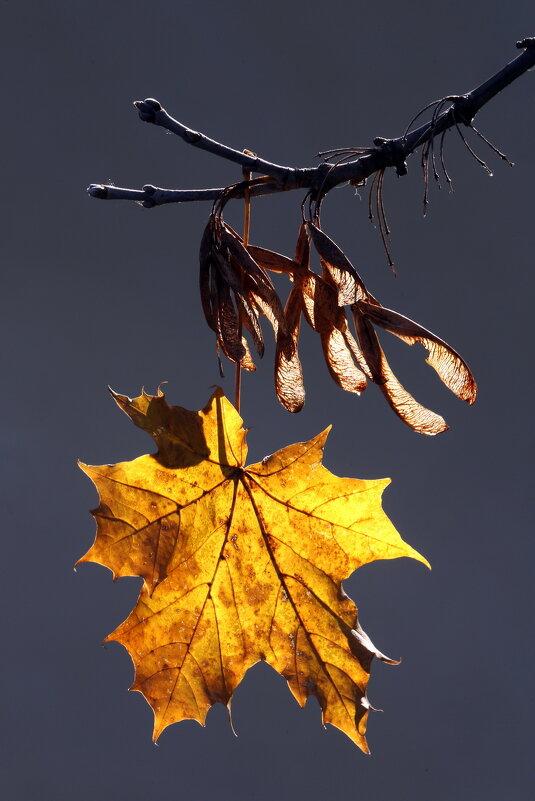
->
87, 181, 302, 207
88, 39, 535, 207
133, 99, 301, 186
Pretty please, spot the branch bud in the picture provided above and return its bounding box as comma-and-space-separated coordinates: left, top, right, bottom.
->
134, 98, 162, 122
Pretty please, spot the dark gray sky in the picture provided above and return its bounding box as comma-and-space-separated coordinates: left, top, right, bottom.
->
2, 2, 534, 799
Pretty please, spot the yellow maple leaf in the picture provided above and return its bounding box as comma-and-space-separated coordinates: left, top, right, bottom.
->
78, 388, 429, 751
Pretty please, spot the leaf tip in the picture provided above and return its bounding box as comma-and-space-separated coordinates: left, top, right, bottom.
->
317, 424, 332, 446
408, 547, 432, 571
108, 385, 130, 411
303, 426, 332, 461
377, 476, 392, 492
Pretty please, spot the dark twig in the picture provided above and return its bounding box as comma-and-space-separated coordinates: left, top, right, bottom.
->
88, 40, 535, 206
454, 123, 493, 175
133, 98, 297, 185
376, 170, 395, 271
87, 181, 294, 207
439, 130, 453, 191
469, 124, 514, 165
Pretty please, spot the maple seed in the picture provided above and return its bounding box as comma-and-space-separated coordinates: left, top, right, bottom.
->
79, 387, 429, 751
351, 299, 477, 435
199, 213, 285, 372
202, 215, 476, 433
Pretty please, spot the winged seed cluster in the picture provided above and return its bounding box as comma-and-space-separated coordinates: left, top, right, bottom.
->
200, 207, 476, 436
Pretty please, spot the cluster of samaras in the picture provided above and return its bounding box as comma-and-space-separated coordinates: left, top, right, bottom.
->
200, 209, 476, 435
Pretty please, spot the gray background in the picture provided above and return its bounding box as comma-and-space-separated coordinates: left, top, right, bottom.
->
2, 2, 534, 799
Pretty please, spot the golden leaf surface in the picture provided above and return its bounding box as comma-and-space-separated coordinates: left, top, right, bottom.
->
79, 388, 429, 751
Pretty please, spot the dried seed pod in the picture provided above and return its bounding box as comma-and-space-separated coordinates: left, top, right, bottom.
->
351, 304, 385, 384
214, 274, 256, 371
221, 226, 278, 296
199, 217, 219, 332
235, 292, 264, 358
199, 191, 475, 434
199, 215, 287, 370
246, 245, 299, 275
300, 272, 367, 393
221, 224, 286, 340
342, 327, 374, 381
355, 315, 448, 435
275, 284, 305, 412
274, 224, 311, 412
358, 301, 477, 403
294, 222, 310, 269
307, 222, 369, 305
351, 299, 477, 434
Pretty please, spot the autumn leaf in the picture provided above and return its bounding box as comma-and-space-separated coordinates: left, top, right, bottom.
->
79, 388, 429, 751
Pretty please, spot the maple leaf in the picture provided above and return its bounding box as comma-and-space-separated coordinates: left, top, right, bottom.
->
79, 388, 429, 751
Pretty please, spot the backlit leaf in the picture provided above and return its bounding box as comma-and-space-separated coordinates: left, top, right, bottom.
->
79, 388, 428, 751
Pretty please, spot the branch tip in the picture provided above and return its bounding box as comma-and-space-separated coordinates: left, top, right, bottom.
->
87, 184, 108, 199
516, 37, 535, 49
134, 98, 162, 122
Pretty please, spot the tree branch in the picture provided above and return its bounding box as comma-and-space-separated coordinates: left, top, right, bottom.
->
88, 38, 534, 208
87, 180, 301, 207
132, 98, 301, 185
